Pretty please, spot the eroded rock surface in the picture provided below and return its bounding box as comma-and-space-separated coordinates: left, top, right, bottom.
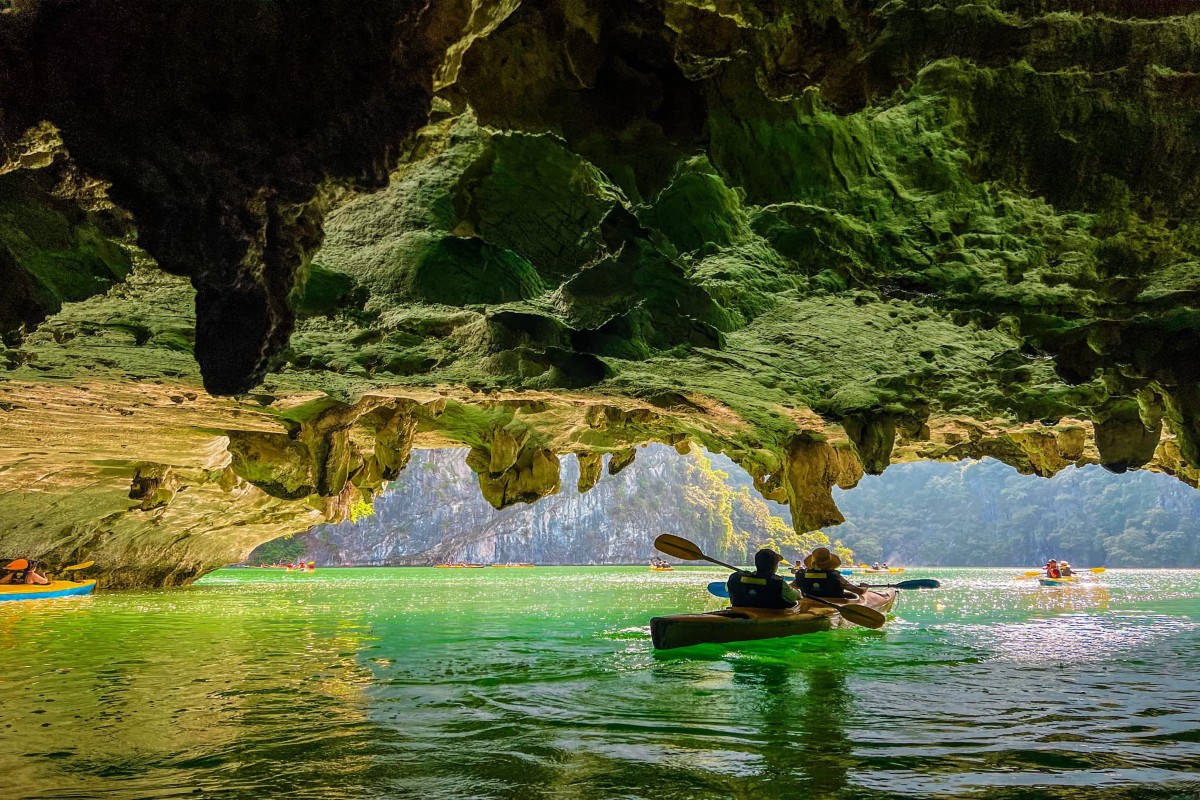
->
2, 1, 1200, 584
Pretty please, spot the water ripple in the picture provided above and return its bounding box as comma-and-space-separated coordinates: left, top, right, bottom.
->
1, 566, 1198, 798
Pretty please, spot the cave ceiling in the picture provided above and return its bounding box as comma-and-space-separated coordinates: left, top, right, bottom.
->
1, 0, 1199, 585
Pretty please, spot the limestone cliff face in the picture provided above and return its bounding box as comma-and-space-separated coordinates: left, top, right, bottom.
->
1, 1, 1200, 585
291, 444, 847, 567
295, 447, 698, 566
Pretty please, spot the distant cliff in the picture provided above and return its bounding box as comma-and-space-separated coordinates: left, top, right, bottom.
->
262, 447, 1200, 568
282, 445, 849, 567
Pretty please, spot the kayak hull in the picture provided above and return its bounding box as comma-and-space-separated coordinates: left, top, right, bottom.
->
650, 590, 897, 650
0, 580, 96, 602
1038, 576, 1080, 587
650, 566, 674, 572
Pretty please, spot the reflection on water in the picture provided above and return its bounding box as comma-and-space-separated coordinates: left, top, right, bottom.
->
732, 657, 855, 796
0, 567, 1198, 799
1020, 583, 1112, 614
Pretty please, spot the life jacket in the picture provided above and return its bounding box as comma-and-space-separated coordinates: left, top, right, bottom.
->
727, 572, 794, 609
796, 569, 846, 598
1046, 565, 1060, 578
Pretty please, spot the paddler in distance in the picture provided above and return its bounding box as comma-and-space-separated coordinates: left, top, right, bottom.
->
727, 548, 800, 608
794, 548, 868, 599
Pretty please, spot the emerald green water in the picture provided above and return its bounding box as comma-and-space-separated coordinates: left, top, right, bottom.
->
2, 567, 1199, 799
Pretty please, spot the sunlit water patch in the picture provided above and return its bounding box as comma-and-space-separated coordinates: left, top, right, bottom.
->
1, 567, 1198, 799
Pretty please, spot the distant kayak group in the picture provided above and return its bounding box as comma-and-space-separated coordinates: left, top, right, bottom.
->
1019, 558, 1106, 587
843, 563, 905, 575
254, 561, 316, 573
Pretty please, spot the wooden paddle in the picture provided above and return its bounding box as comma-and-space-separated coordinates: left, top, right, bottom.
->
654, 533, 733, 568
655, 534, 886, 630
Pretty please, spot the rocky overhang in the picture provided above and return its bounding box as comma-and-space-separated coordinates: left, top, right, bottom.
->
1, 0, 1198, 585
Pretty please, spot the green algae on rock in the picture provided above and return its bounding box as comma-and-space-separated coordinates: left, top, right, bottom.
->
1, 1, 1200, 585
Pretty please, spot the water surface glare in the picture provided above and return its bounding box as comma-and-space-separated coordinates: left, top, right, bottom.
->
2, 567, 1199, 799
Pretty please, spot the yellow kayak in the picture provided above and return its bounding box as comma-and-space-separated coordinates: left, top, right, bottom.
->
0, 580, 96, 602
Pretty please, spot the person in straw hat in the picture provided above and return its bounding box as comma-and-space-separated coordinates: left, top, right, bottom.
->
794, 547, 868, 599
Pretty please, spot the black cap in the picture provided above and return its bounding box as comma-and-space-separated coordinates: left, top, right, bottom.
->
754, 548, 783, 574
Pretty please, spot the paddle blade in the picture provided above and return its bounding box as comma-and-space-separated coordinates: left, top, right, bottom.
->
836, 602, 887, 630
707, 581, 730, 598
654, 534, 705, 561
4, 559, 28, 571
1023, 570, 1042, 577
1089, 567, 1107, 574
893, 579, 941, 590
63, 561, 95, 572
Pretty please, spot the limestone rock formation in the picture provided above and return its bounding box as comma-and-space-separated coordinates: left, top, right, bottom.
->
782, 433, 864, 532
2, 1, 1200, 585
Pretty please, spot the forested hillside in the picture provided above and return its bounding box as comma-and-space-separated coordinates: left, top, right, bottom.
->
265, 446, 851, 567
253, 447, 1200, 568
833, 460, 1200, 567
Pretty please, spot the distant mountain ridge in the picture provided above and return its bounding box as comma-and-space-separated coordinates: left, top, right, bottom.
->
259, 447, 1200, 568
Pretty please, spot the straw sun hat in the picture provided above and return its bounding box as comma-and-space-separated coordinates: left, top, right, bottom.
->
803, 547, 841, 570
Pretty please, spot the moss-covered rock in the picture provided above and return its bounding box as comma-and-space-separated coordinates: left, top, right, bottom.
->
2, 0, 1200, 585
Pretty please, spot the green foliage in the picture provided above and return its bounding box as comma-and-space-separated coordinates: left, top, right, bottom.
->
348, 497, 375, 523
831, 459, 1200, 567
677, 450, 853, 565
248, 536, 307, 565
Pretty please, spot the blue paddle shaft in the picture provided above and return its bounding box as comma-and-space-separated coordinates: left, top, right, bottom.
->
706, 578, 938, 597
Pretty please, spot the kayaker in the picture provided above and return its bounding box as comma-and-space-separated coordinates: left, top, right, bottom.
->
0, 560, 49, 585
1045, 559, 1061, 579
727, 549, 799, 609
795, 548, 868, 599
1059, 562, 1074, 577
